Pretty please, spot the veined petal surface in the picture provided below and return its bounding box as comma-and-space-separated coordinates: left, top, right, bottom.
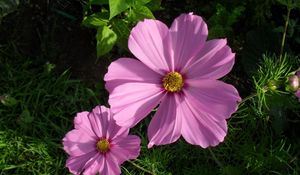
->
128, 19, 172, 74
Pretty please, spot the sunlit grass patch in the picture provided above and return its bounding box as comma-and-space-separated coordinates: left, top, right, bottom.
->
0, 46, 100, 174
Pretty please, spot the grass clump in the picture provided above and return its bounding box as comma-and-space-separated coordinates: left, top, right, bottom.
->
0, 45, 100, 174
0, 130, 64, 175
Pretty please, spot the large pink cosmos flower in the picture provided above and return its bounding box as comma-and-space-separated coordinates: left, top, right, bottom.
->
63, 105, 141, 175
104, 13, 241, 148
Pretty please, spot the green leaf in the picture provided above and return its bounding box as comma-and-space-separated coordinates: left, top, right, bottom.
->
111, 19, 130, 48
208, 4, 244, 38
135, 0, 152, 6
228, 6, 245, 25
128, 5, 155, 22
109, 0, 130, 19
276, 0, 292, 7
90, 0, 108, 5
145, 0, 162, 11
208, 24, 227, 38
273, 26, 284, 33
44, 62, 56, 73
19, 109, 34, 124
96, 26, 117, 57
82, 12, 109, 28
0, 95, 17, 107
134, 5, 154, 19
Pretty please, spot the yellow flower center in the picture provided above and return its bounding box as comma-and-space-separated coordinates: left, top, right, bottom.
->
96, 138, 110, 153
162, 72, 184, 92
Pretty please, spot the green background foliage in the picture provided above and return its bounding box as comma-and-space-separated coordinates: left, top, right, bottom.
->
83, 0, 161, 57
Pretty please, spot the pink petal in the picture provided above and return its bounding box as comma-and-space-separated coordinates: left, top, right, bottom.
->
184, 39, 235, 79
110, 135, 141, 164
109, 82, 165, 127
169, 13, 208, 71
179, 96, 228, 148
147, 94, 182, 148
87, 105, 111, 138
66, 151, 97, 174
102, 155, 122, 175
74, 111, 96, 137
88, 105, 129, 140
128, 19, 172, 74
82, 154, 103, 175
63, 129, 97, 157
184, 79, 241, 121
106, 117, 129, 140
104, 58, 161, 93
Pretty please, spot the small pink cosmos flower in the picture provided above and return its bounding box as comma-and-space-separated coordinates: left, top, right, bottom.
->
104, 13, 241, 148
62, 105, 141, 175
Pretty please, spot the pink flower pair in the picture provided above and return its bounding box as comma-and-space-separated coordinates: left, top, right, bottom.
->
63, 13, 241, 175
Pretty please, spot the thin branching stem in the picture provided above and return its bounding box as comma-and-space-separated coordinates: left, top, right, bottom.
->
239, 93, 257, 105
128, 160, 156, 175
279, 6, 291, 61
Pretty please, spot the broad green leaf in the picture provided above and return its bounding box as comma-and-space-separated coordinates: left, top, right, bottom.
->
90, 0, 108, 5
146, 0, 162, 11
82, 13, 108, 28
96, 26, 117, 57
128, 5, 154, 22
134, 5, 154, 19
111, 19, 130, 48
134, 0, 152, 6
109, 0, 130, 19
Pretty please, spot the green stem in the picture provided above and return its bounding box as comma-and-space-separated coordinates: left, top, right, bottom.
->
208, 148, 223, 168
279, 6, 291, 61
238, 93, 257, 105
128, 160, 156, 175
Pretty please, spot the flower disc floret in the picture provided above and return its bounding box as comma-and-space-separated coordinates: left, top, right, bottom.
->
96, 138, 110, 153
162, 72, 184, 92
